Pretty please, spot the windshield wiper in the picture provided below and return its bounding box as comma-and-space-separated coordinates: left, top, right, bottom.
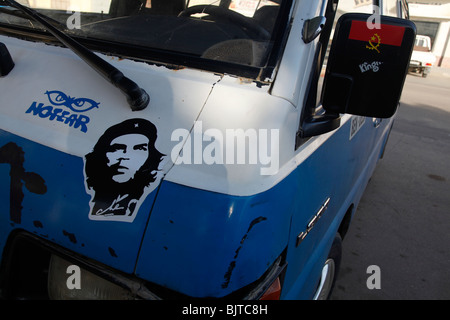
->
0, 0, 149, 111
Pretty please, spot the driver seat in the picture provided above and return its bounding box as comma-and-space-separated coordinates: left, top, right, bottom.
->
253, 5, 279, 32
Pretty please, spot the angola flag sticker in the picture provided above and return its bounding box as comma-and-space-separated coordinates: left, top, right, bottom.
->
348, 20, 405, 53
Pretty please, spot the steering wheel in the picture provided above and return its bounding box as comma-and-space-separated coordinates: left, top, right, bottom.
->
178, 5, 271, 40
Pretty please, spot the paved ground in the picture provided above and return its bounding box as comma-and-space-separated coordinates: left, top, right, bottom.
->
330, 67, 450, 300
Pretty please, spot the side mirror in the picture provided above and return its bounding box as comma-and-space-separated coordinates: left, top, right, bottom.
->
322, 13, 416, 118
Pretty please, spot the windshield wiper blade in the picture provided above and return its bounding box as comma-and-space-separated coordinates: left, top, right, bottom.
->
1, 0, 149, 111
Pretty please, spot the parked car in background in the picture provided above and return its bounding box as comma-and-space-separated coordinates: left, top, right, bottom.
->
409, 35, 436, 78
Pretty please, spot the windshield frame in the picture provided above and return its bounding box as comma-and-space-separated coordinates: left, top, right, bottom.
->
0, 0, 293, 82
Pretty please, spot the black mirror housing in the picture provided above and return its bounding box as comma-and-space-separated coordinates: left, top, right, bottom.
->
0, 42, 14, 77
322, 13, 416, 118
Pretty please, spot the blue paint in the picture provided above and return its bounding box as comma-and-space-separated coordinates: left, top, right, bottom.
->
0, 129, 157, 273
0, 114, 391, 299
45, 90, 100, 113
135, 178, 294, 297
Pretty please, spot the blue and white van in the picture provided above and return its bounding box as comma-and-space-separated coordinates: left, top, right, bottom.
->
0, 0, 414, 300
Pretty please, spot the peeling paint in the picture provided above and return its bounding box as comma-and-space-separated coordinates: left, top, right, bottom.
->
62, 230, 77, 244
0, 142, 47, 224
33, 220, 43, 228
222, 216, 267, 289
108, 247, 118, 258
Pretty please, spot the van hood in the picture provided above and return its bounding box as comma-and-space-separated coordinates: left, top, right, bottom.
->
0, 35, 222, 273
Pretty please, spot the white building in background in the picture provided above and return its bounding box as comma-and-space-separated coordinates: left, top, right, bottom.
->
408, 1, 450, 67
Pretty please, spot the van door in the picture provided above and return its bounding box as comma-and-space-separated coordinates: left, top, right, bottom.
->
281, 7, 415, 299
282, 111, 389, 298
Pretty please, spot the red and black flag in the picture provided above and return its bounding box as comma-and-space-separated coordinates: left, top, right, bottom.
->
348, 20, 406, 53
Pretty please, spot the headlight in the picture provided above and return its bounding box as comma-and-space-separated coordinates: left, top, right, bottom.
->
47, 254, 136, 300
243, 255, 286, 300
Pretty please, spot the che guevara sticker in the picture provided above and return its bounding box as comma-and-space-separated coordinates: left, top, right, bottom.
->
83, 118, 164, 223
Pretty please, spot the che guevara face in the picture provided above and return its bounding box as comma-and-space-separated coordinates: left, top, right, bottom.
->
84, 118, 164, 222
105, 133, 150, 184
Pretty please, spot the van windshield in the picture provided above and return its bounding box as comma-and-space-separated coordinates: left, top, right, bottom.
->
0, 0, 287, 76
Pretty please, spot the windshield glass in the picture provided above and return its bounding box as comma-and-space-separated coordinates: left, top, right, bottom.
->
0, 0, 286, 74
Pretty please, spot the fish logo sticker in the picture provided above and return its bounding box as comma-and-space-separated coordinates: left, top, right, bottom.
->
84, 119, 165, 223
